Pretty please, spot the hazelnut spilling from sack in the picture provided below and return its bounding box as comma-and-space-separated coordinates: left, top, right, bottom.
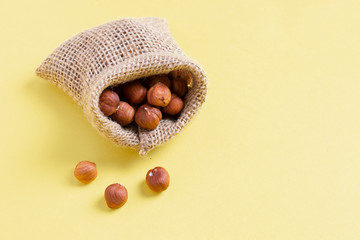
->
36, 17, 207, 155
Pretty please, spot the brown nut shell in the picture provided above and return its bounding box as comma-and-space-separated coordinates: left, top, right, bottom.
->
146, 167, 170, 192
111, 101, 135, 126
147, 83, 171, 107
122, 81, 147, 105
169, 69, 192, 82
168, 70, 178, 80
171, 78, 188, 97
163, 94, 184, 115
104, 183, 128, 209
99, 90, 120, 116
177, 69, 193, 82
148, 75, 171, 88
74, 161, 97, 184
135, 104, 162, 130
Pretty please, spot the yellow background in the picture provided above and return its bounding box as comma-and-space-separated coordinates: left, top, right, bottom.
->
1, 0, 360, 239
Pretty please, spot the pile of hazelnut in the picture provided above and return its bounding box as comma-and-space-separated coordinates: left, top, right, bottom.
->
99, 69, 192, 129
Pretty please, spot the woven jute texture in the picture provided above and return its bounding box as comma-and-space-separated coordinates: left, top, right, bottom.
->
36, 17, 207, 155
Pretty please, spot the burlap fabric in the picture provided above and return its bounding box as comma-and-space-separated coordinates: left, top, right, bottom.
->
36, 17, 207, 155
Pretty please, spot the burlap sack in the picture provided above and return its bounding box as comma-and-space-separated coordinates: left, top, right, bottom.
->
36, 17, 207, 155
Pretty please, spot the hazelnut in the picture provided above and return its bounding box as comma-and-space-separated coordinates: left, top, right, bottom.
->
168, 70, 178, 79
178, 69, 193, 88
163, 94, 184, 115
147, 83, 171, 107
148, 75, 171, 88
74, 161, 97, 184
169, 70, 193, 82
135, 104, 162, 130
111, 101, 135, 126
146, 167, 170, 192
178, 69, 193, 81
122, 81, 147, 105
104, 183, 128, 209
171, 78, 188, 97
99, 90, 120, 116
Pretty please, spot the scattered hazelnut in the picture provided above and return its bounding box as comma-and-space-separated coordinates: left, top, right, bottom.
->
111, 101, 135, 126
122, 81, 147, 105
99, 90, 120, 116
74, 161, 97, 184
147, 83, 171, 107
163, 94, 184, 115
104, 183, 128, 209
146, 167, 170, 192
148, 75, 171, 88
171, 78, 188, 97
135, 104, 162, 130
